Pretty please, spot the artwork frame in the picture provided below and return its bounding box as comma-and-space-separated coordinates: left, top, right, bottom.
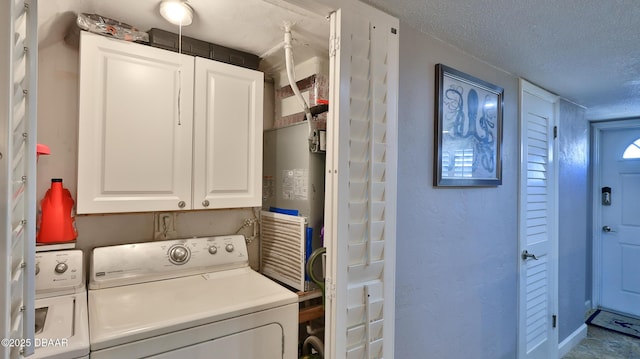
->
434, 64, 504, 187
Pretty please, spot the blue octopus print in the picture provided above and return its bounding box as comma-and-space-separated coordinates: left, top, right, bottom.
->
443, 83, 497, 176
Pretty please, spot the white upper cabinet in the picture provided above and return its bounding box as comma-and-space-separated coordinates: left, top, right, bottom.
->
77, 31, 262, 213
193, 58, 263, 209
78, 32, 194, 213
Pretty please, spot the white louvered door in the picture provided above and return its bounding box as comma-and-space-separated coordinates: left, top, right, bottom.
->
1, 0, 38, 358
325, 3, 398, 358
517, 80, 558, 359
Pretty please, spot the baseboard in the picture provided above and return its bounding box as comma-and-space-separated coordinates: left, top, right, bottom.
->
558, 323, 588, 358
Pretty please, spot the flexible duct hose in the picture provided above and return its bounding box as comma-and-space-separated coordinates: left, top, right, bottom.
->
301, 335, 325, 358
304, 248, 326, 358
306, 247, 326, 306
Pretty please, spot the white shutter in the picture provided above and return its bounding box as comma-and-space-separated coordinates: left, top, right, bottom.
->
326, 3, 398, 358
518, 80, 558, 359
1, 0, 37, 358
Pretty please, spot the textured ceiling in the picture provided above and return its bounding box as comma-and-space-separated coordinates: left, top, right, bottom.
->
38, 0, 640, 119
362, 0, 640, 120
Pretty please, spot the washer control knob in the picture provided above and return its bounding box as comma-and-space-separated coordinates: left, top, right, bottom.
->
54, 262, 68, 274
169, 246, 189, 264
208, 246, 218, 255
225, 243, 234, 253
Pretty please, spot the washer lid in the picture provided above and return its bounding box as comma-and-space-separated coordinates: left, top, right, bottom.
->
35, 296, 74, 339
32, 293, 89, 359
88, 267, 298, 351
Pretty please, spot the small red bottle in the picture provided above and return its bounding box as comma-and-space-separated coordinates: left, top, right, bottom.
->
37, 178, 77, 243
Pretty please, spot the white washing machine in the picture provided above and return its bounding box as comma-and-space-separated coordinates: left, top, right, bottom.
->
33, 249, 89, 359
87, 235, 298, 359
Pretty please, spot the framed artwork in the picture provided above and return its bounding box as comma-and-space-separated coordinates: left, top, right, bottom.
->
434, 64, 504, 187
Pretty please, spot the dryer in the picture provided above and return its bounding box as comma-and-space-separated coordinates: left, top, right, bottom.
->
87, 235, 298, 359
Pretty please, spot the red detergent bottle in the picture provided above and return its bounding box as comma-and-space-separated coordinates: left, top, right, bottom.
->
37, 178, 77, 243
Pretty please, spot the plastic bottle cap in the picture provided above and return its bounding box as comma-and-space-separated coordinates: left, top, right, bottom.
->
51, 178, 62, 182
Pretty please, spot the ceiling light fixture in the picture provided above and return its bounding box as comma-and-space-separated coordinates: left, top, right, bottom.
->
159, 0, 194, 26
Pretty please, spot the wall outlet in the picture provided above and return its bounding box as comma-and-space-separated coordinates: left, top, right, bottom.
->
154, 212, 178, 240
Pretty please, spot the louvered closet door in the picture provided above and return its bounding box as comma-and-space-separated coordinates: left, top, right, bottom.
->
517, 80, 558, 359
1, 0, 37, 357
325, 3, 398, 359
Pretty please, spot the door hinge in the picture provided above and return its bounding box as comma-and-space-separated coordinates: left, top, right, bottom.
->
329, 36, 340, 57
325, 276, 336, 301
552, 314, 557, 328
553, 126, 558, 139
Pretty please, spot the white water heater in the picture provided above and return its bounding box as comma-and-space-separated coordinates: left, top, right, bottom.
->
262, 121, 326, 289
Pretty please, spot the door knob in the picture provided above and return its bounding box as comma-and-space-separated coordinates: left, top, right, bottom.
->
521, 250, 539, 261
602, 225, 616, 233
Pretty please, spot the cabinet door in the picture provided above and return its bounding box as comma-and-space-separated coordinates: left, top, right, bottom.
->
77, 32, 194, 213
193, 58, 263, 209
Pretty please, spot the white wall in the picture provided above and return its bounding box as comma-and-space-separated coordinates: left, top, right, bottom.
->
395, 24, 519, 358
36, 41, 78, 200
36, 40, 260, 268
557, 100, 589, 340
394, 22, 591, 357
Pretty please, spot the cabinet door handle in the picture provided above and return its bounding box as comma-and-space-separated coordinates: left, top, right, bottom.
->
177, 70, 182, 126
202, 200, 210, 207
178, 201, 186, 209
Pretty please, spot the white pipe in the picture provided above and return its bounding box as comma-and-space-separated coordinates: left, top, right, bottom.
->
260, 41, 285, 59
283, 24, 313, 139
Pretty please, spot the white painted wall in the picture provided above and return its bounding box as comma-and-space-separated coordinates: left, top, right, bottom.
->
395, 24, 520, 358
394, 23, 590, 358
557, 100, 589, 341
37, 41, 78, 200
36, 40, 260, 268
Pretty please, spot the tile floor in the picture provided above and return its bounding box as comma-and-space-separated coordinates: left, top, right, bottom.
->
563, 325, 640, 359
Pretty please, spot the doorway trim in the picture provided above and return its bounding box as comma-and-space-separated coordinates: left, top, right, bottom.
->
590, 118, 640, 309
